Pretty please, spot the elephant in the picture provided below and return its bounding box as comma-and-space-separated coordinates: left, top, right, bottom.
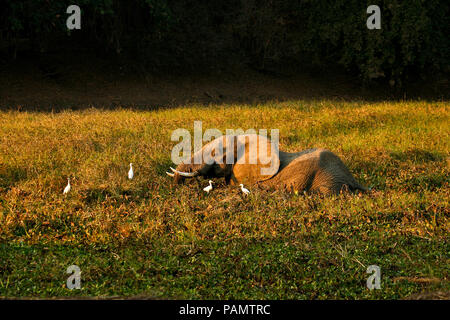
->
167, 134, 367, 195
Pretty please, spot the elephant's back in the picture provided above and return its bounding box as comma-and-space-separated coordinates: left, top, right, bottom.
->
264, 149, 324, 191
264, 148, 367, 194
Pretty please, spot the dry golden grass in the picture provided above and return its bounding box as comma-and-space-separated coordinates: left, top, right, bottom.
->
0, 100, 448, 298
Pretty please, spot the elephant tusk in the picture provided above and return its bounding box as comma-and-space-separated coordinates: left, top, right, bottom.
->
166, 172, 175, 177
170, 167, 198, 177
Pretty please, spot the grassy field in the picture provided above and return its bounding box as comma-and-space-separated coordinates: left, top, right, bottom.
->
0, 100, 448, 299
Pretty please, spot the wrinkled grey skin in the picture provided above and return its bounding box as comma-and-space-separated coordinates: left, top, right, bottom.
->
170, 134, 367, 195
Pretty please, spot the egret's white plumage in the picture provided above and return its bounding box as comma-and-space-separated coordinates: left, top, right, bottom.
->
128, 163, 134, 179
203, 180, 213, 193
240, 184, 250, 195
63, 178, 71, 195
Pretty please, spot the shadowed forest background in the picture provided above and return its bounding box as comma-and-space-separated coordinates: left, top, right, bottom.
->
0, 0, 449, 109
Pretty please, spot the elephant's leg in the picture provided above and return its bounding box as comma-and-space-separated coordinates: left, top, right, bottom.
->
315, 150, 366, 194
310, 171, 336, 195
229, 174, 239, 186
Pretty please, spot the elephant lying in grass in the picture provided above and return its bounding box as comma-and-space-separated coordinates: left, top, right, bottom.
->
167, 134, 367, 195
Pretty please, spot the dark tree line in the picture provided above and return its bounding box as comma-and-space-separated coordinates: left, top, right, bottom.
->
1, 0, 449, 84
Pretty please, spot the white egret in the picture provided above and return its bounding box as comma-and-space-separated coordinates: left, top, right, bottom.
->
240, 184, 250, 196
63, 178, 71, 195
203, 180, 213, 194
128, 163, 134, 179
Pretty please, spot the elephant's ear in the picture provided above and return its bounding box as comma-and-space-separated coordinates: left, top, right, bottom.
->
232, 134, 280, 184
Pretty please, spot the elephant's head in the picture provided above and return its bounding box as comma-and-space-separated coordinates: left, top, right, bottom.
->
167, 134, 280, 185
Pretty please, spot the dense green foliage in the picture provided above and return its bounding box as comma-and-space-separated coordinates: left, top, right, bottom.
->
1, 1, 448, 82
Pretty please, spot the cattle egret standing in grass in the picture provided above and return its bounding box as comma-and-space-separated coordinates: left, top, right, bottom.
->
203, 180, 213, 194
63, 178, 71, 195
128, 163, 134, 180
240, 184, 250, 196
